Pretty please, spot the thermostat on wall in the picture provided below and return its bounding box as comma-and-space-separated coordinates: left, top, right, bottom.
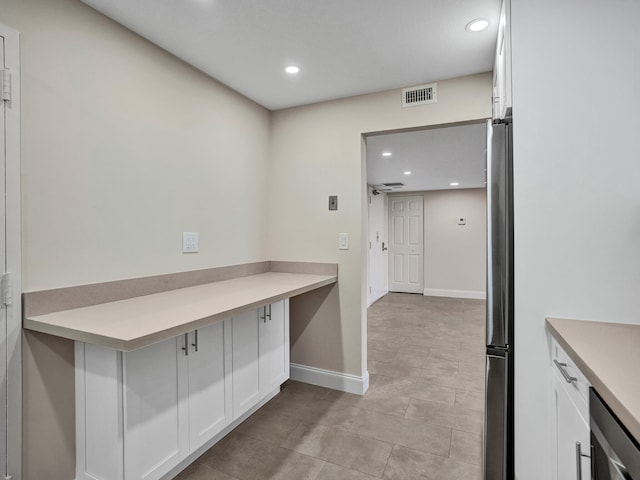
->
457, 218, 466, 226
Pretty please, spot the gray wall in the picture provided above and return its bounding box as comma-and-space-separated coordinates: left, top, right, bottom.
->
423, 188, 486, 297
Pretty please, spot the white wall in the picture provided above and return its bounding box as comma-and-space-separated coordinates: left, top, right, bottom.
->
1, 0, 271, 293
422, 188, 486, 298
510, 1, 640, 478
270, 74, 492, 379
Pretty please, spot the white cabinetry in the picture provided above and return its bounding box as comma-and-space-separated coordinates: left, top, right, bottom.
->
259, 300, 289, 395
493, 0, 512, 119
186, 323, 233, 452
76, 301, 289, 480
123, 335, 188, 480
551, 338, 591, 480
232, 300, 289, 418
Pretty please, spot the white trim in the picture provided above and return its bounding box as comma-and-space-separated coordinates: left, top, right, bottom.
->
423, 288, 486, 300
0, 23, 21, 480
290, 363, 369, 395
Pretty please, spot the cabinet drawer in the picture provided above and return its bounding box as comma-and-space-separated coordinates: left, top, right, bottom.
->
551, 338, 590, 420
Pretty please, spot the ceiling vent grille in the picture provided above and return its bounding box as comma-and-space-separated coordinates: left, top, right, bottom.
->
402, 83, 437, 108
376, 182, 405, 190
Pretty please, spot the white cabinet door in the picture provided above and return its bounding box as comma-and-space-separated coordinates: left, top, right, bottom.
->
231, 309, 261, 418
187, 321, 232, 451
124, 336, 189, 480
259, 300, 289, 395
553, 371, 591, 480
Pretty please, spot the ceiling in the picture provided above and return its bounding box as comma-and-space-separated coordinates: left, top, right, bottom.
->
366, 123, 487, 192
80, 0, 501, 110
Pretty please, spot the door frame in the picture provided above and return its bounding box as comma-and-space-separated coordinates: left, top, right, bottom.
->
0, 22, 22, 480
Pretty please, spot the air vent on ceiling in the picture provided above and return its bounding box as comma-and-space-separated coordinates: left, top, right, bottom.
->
374, 183, 405, 191
402, 83, 437, 108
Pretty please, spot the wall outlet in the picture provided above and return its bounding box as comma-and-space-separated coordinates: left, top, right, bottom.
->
182, 232, 199, 253
457, 218, 466, 226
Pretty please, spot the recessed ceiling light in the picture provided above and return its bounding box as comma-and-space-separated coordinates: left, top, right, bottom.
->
285, 65, 300, 74
466, 18, 489, 32
404, 171, 412, 175
450, 182, 460, 186
382, 152, 392, 157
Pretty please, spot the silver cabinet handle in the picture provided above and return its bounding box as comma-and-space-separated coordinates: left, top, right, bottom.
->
191, 329, 198, 352
260, 306, 266, 323
267, 304, 272, 321
382, 242, 388, 251
554, 359, 577, 384
575, 441, 590, 480
181, 333, 189, 356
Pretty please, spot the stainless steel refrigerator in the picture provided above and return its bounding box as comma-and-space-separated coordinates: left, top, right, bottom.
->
484, 114, 514, 480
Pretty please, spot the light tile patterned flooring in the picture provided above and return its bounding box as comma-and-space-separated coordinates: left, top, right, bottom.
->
176, 293, 486, 480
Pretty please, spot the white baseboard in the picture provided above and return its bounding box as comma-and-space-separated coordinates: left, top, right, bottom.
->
290, 363, 369, 395
422, 288, 486, 300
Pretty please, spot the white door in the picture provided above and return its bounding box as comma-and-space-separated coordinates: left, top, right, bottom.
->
389, 195, 424, 293
187, 322, 231, 451
124, 337, 188, 480
0, 35, 7, 479
368, 189, 388, 305
0, 25, 20, 480
231, 309, 260, 418
259, 301, 289, 394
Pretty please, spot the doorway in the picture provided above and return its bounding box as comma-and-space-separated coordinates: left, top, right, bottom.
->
365, 121, 488, 301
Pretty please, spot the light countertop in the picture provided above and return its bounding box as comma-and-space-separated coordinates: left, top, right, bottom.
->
546, 317, 640, 443
24, 272, 336, 351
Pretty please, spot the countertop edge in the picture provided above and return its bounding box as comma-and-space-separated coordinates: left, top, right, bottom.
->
546, 317, 640, 445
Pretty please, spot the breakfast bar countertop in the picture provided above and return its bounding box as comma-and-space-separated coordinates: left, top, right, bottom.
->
24, 271, 336, 351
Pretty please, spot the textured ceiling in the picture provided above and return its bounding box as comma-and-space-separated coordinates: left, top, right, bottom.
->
81, 0, 501, 110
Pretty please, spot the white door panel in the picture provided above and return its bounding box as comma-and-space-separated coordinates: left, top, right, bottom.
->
408, 255, 421, 285
409, 216, 420, 246
392, 255, 403, 283
368, 189, 388, 305
389, 195, 424, 293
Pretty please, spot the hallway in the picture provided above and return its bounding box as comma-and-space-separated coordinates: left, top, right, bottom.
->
177, 293, 486, 479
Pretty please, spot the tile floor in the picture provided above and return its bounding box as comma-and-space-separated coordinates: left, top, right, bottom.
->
176, 293, 486, 480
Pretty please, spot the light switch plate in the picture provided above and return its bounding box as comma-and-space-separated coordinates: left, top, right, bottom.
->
329, 196, 338, 211
338, 233, 349, 250
182, 232, 199, 253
